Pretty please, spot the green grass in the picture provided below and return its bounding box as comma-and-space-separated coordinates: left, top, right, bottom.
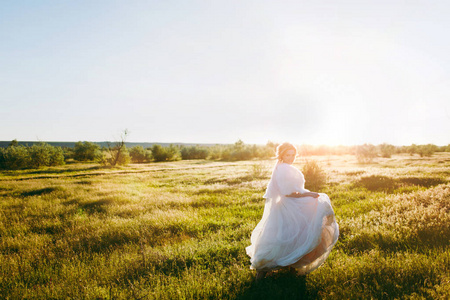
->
1, 153, 449, 299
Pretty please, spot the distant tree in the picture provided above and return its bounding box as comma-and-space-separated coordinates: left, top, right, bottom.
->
73, 141, 101, 161
0, 145, 30, 169
28, 143, 52, 168
8, 139, 19, 147
264, 141, 278, 157
437, 145, 448, 152
417, 144, 437, 157
130, 146, 152, 163
63, 147, 75, 161
408, 144, 418, 156
220, 140, 260, 161
151, 145, 164, 161
207, 145, 223, 160
27, 143, 65, 168
378, 143, 396, 158
151, 144, 181, 162
234, 139, 244, 150
103, 130, 131, 166
180, 145, 209, 160
0, 142, 64, 169
48, 146, 65, 166
202, 141, 276, 161
355, 144, 377, 164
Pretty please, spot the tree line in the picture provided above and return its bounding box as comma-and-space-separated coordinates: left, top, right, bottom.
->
1, 139, 449, 170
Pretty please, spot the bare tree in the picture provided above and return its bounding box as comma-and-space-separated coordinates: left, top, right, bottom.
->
106, 129, 130, 166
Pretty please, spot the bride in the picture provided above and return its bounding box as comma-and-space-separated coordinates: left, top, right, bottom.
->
246, 142, 339, 279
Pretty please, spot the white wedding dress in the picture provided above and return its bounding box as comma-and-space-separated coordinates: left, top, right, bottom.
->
246, 162, 339, 274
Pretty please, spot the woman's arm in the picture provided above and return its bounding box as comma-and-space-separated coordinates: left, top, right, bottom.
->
286, 191, 320, 198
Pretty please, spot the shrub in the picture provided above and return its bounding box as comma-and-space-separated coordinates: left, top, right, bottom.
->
355, 144, 377, 163
28, 143, 50, 168
130, 146, 152, 163
378, 143, 396, 158
73, 141, 101, 161
0, 146, 31, 169
180, 146, 209, 160
417, 144, 437, 157
151, 145, 181, 162
29, 143, 65, 168
100, 145, 131, 166
259, 141, 278, 158
197, 141, 275, 161
115, 146, 131, 165
8, 139, 19, 147
222, 140, 261, 161
302, 160, 327, 191
48, 145, 65, 166
407, 144, 418, 156
207, 146, 222, 160
63, 147, 74, 160
100, 130, 131, 166
0, 143, 65, 169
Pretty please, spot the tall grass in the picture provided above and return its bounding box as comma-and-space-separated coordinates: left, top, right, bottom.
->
0, 154, 449, 299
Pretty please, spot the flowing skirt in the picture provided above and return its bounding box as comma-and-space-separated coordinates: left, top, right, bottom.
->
245, 193, 339, 274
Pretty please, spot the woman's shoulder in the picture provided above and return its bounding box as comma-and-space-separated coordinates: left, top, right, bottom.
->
277, 163, 300, 174
277, 163, 291, 170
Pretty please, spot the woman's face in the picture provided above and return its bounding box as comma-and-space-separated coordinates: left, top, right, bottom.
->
281, 149, 296, 164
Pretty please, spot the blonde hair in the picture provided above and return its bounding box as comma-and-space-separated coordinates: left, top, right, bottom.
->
276, 142, 297, 161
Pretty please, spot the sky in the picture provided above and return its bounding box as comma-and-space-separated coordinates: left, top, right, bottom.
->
1, 0, 449, 146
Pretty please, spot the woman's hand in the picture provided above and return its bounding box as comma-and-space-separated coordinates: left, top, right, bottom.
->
306, 192, 320, 198
286, 192, 320, 198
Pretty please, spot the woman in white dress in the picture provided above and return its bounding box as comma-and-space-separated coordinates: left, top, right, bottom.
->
246, 142, 339, 279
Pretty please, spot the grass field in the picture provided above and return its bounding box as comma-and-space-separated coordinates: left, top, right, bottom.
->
1, 153, 449, 299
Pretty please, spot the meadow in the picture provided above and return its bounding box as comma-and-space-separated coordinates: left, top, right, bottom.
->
0, 153, 449, 299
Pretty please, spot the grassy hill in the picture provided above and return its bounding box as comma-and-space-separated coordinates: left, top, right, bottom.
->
0, 154, 449, 299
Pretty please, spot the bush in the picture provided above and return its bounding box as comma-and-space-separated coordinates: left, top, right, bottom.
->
259, 141, 278, 158
28, 143, 65, 168
115, 147, 131, 165
355, 144, 377, 163
48, 145, 65, 166
378, 143, 397, 158
0, 143, 65, 169
28, 143, 51, 168
129, 146, 152, 163
73, 141, 101, 161
0, 146, 30, 169
407, 144, 418, 156
99, 130, 132, 166
219, 140, 270, 161
63, 147, 74, 161
180, 146, 209, 160
99, 145, 131, 166
302, 160, 327, 191
404, 144, 437, 157
417, 144, 437, 157
198, 141, 276, 161
151, 145, 181, 162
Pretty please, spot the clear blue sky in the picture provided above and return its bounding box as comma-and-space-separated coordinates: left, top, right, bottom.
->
1, 1, 449, 145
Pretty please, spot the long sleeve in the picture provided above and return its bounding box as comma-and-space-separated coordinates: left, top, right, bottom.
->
275, 164, 309, 195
